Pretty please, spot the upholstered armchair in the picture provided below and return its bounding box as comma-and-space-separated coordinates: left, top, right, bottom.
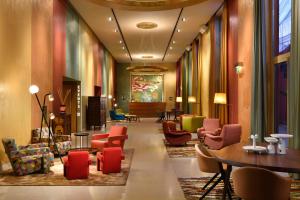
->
109, 110, 125, 120
91, 126, 128, 152
180, 115, 205, 133
2, 138, 54, 176
97, 147, 122, 174
63, 151, 91, 179
162, 121, 192, 146
204, 124, 241, 150
197, 118, 221, 140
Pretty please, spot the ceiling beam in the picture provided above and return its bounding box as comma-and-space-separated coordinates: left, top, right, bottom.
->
111, 9, 132, 61
162, 8, 183, 62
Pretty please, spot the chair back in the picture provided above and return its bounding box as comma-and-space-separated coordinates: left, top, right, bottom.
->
109, 110, 117, 120
203, 118, 220, 131
68, 151, 89, 167
110, 126, 127, 137
221, 124, 241, 146
195, 144, 220, 173
162, 121, 177, 134
2, 138, 17, 156
232, 167, 291, 200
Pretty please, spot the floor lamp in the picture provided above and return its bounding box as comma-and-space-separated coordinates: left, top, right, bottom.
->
39, 93, 54, 141
214, 93, 227, 124
29, 85, 63, 163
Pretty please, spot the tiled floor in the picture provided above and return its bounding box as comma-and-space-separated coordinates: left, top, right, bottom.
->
0, 118, 203, 200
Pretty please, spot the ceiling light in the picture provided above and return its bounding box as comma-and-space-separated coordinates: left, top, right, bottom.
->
182, 17, 186, 22
199, 24, 208, 34
172, 41, 176, 44
114, 29, 118, 33
186, 45, 192, 51
169, 46, 173, 50
108, 17, 113, 22
177, 29, 181, 33
136, 22, 158, 29
122, 46, 125, 50
141, 55, 154, 59
119, 40, 123, 44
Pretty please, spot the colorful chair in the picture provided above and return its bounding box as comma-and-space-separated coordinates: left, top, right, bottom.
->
63, 151, 91, 180
91, 126, 128, 152
97, 147, 122, 174
181, 115, 205, 133
232, 167, 291, 200
109, 110, 125, 120
2, 138, 54, 176
197, 118, 221, 140
204, 124, 241, 150
162, 121, 192, 146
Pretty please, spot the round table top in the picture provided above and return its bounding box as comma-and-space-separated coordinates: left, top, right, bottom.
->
209, 142, 300, 173
74, 132, 89, 136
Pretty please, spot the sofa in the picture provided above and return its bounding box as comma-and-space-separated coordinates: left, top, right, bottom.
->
2, 138, 54, 176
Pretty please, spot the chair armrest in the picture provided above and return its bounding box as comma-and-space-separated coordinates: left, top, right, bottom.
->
205, 134, 222, 140
92, 133, 109, 140
169, 131, 190, 136
197, 127, 205, 133
9, 147, 51, 160
19, 143, 48, 150
209, 128, 222, 136
108, 135, 128, 142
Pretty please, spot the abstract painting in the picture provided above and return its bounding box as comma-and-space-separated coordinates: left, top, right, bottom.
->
131, 74, 163, 102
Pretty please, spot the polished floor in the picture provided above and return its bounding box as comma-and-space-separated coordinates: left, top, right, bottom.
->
0, 118, 205, 200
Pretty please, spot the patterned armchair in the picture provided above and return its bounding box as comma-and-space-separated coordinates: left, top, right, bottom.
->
31, 128, 71, 155
2, 138, 54, 176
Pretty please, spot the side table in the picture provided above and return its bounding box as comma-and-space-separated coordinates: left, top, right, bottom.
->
74, 132, 89, 149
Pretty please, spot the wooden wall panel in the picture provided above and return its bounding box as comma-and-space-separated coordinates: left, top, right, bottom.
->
129, 102, 166, 117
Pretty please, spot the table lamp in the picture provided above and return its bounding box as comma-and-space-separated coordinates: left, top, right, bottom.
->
188, 96, 196, 103
214, 93, 227, 104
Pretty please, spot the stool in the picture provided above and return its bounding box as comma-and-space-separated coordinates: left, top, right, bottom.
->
97, 147, 122, 174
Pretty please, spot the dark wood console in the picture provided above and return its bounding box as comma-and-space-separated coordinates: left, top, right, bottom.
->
128, 102, 166, 117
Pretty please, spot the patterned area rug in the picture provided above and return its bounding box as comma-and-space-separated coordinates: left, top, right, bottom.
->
178, 177, 300, 200
0, 149, 134, 186
164, 139, 199, 158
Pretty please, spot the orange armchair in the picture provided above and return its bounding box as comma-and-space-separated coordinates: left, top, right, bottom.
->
197, 118, 221, 140
204, 124, 241, 150
91, 126, 128, 152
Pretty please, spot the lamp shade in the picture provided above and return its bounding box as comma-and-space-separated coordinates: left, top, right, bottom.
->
108, 94, 113, 99
29, 85, 39, 94
176, 96, 182, 102
214, 93, 227, 104
188, 96, 196, 103
48, 94, 54, 101
49, 113, 55, 120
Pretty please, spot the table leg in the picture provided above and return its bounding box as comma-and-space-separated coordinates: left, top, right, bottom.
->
222, 165, 232, 200
80, 136, 83, 149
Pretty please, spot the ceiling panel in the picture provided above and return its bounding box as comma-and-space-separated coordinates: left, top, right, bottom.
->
70, 0, 223, 63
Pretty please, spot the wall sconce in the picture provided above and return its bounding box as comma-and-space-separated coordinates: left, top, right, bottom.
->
176, 96, 182, 103
235, 62, 244, 74
188, 96, 197, 103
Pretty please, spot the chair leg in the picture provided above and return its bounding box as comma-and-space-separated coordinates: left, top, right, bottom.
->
199, 176, 222, 200
202, 173, 219, 190
97, 158, 100, 171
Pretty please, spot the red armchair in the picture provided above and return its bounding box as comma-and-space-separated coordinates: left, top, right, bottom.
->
162, 121, 192, 146
63, 151, 91, 180
204, 124, 241, 150
97, 147, 122, 174
197, 118, 221, 140
91, 126, 128, 152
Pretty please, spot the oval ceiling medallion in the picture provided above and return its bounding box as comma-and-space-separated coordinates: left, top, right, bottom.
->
137, 22, 158, 30
126, 66, 168, 72
87, 0, 209, 11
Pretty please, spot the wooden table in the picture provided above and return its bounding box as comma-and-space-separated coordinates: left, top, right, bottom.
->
208, 142, 300, 199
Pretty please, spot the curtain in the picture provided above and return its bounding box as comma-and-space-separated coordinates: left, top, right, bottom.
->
251, 0, 268, 142
176, 59, 182, 110
182, 52, 189, 113
191, 41, 199, 114
219, 3, 228, 125
288, 0, 300, 150
197, 38, 203, 115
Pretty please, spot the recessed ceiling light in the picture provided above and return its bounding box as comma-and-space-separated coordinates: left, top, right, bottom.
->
119, 40, 123, 44
177, 29, 181, 33
136, 22, 158, 29
122, 46, 125, 50
172, 40, 176, 44
108, 17, 113, 22
182, 17, 186, 22
142, 55, 154, 59
169, 46, 173, 50
114, 29, 118, 33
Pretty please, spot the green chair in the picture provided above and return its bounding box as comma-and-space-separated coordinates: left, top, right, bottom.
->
181, 115, 205, 133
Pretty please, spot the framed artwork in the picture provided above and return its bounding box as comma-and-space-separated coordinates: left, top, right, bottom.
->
130, 74, 164, 102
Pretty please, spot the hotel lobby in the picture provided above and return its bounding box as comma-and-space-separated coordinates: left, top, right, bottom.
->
0, 0, 300, 199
